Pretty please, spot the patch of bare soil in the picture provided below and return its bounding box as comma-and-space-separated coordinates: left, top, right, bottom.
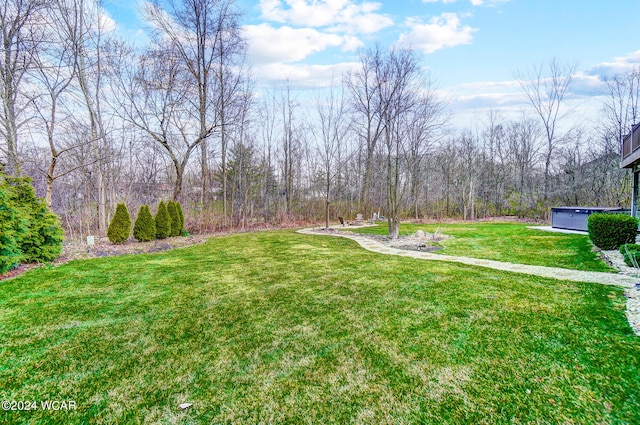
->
62, 234, 210, 261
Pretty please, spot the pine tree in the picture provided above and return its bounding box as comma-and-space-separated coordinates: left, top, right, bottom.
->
133, 205, 156, 242
167, 200, 180, 236
107, 203, 131, 244
155, 201, 172, 239
176, 201, 186, 235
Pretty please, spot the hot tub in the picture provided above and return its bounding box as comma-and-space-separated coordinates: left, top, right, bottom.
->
550, 207, 627, 232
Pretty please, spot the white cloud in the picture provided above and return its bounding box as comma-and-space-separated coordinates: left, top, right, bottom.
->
470, 0, 510, 6
456, 80, 521, 92
589, 50, 640, 78
451, 80, 522, 107
258, 0, 393, 34
253, 61, 360, 87
442, 80, 533, 127
422, 0, 457, 3
397, 13, 476, 54
341, 35, 365, 51
571, 71, 606, 97
98, 10, 117, 32
442, 72, 608, 128
244, 24, 356, 65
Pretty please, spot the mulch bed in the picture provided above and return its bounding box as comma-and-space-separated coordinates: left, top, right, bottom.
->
0, 234, 210, 282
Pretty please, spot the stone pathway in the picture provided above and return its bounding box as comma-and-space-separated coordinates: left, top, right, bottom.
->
298, 227, 640, 335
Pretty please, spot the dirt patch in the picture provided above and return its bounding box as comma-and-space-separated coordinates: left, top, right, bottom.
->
61, 234, 210, 262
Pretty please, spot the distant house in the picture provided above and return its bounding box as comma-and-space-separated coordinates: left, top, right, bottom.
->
621, 123, 640, 216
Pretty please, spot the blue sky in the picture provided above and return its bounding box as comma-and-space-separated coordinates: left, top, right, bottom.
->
103, 0, 640, 127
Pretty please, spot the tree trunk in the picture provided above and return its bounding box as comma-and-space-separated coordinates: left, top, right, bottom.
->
3, 94, 19, 175
325, 197, 330, 229
200, 141, 208, 205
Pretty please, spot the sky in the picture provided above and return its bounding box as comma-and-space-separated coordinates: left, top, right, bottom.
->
103, 0, 640, 128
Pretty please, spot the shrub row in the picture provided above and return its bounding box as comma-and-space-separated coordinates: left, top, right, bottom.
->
0, 173, 64, 274
587, 213, 639, 250
106, 201, 186, 244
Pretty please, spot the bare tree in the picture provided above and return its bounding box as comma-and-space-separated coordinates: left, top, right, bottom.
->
404, 83, 446, 220
452, 131, 479, 220
27, 2, 84, 208
0, 0, 46, 175
379, 47, 422, 238
226, 79, 254, 228
214, 24, 246, 224
505, 116, 542, 217
479, 111, 508, 216
313, 80, 350, 229
515, 58, 575, 204
48, 0, 116, 233
603, 66, 640, 145
279, 82, 299, 217
257, 91, 279, 222
143, 0, 244, 207
345, 45, 386, 216
114, 45, 199, 200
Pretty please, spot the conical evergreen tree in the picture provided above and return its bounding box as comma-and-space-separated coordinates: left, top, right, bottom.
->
176, 201, 185, 235
167, 200, 180, 236
107, 203, 131, 244
133, 205, 156, 242
155, 201, 172, 239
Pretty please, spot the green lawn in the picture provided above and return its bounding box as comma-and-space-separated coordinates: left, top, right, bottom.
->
352, 222, 613, 272
1, 230, 638, 424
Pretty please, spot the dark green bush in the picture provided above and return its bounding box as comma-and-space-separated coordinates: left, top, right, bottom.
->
0, 181, 23, 273
155, 201, 172, 239
133, 205, 156, 242
176, 201, 185, 235
107, 203, 131, 244
620, 243, 640, 268
587, 213, 639, 250
167, 200, 181, 236
0, 173, 64, 273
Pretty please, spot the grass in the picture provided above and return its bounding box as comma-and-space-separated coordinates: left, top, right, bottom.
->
1, 230, 639, 424
352, 222, 614, 272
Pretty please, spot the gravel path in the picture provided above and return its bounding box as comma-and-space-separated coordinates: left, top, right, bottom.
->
298, 226, 640, 336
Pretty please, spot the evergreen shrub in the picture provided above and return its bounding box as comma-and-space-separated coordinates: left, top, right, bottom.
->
155, 201, 172, 239
176, 201, 185, 235
107, 203, 131, 244
587, 213, 639, 250
133, 205, 156, 242
167, 200, 180, 236
0, 173, 64, 273
0, 181, 23, 273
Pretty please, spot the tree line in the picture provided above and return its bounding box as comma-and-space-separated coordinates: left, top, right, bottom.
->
0, 0, 637, 239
